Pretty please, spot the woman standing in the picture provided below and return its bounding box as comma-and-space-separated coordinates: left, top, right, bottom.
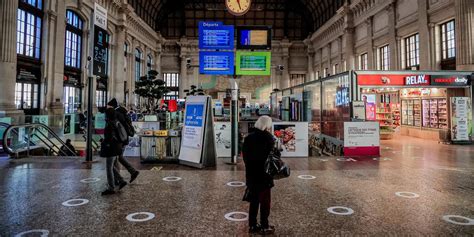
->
242, 116, 276, 235
101, 108, 127, 195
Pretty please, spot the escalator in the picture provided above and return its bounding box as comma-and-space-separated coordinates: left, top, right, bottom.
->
2, 123, 77, 158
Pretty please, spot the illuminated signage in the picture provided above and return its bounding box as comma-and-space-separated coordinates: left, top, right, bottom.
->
237, 26, 272, 50
336, 87, 350, 106
199, 51, 235, 75
235, 51, 271, 76
198, 22, 234, 50
405, 75, 430, 85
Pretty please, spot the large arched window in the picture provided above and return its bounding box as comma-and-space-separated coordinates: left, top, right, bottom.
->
147, 54, 153, 73
63, 10, 84, 114
16, 0, 43, 115
135, 49, 142, 81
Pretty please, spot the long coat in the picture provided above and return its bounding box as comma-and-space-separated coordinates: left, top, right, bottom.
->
242, 129, 275, 191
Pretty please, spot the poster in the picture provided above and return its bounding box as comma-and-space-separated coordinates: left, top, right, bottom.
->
214, 122, 231, 157
343, 122, 380, 156
272, 122, 308, 157
144, 115, 158, 122
451, 97, 472, 141
183, 104, 204, 149
94, 113, 106, 129
352, 101, 366, 120
123, 122, 160, 157
31, 115, 49, 142
0, 117, 12, 141
63, 114, 75, 135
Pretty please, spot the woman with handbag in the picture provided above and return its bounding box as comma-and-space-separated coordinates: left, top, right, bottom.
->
100, 108, 127, 196
242, 116, 276, 235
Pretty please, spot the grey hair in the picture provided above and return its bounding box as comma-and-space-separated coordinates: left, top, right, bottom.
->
254, 115, 273, 132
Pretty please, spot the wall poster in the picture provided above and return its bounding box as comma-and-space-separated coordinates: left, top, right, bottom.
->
272, 122, 308, 157
214, 122, 231, 158
451, 97, 472, 142
343, 121, 380, 157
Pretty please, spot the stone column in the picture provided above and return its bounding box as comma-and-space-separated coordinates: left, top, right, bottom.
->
366, 17, 375, 70
387, 2, 399, 70
179, 55, 187, 98
307, 51, 315, 82
0, 0, 21, 116
114, 25, 126, 104
418, 0, 431, 70
455, 0, 474, 70
341, 6, 355, 71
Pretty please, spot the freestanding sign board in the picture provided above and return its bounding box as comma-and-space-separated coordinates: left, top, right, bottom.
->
179, 96, 216, 168
343, 122, 380, 157
450, 97, 472, 142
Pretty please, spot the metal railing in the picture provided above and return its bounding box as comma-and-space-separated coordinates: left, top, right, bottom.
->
2, 123, 76, 158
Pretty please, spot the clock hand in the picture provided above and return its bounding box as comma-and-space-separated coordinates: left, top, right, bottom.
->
236, 0, 242, 10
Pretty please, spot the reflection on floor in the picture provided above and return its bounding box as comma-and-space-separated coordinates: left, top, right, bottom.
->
0, 136, 473, 235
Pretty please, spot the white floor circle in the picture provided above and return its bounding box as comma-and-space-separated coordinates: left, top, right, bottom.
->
61, 199, 89, 207
224, 212, 249, 222
126, 212, 156, 222
226, 181, 246, 187
442, 215, 474, 226
14, 229, 49, 237
395, 192, 420, 199
162, 176, 182, 182
298, 175, 316, 180
327, 206, 354, 216
80, 178, 100, 183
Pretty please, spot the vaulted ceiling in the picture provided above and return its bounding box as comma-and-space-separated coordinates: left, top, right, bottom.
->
128, 0, 346, 40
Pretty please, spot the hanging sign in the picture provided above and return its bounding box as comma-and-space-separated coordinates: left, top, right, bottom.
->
92, 27, 108, 78
94, 3, 107, 29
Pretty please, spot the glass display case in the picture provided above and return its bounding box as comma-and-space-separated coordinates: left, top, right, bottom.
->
422, 98, 448, 129
402, 99, 421, 126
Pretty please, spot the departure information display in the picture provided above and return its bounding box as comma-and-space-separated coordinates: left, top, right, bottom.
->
199, 22, 234, 50
236, 51, 271, 76
199, 51, 235, 75
240, 30, 268, 46
237, 26, 272, 50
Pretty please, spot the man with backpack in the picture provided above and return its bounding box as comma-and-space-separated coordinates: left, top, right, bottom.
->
107, 99, 140, 185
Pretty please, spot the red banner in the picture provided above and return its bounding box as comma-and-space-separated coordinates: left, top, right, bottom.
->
357, 74, 431, 86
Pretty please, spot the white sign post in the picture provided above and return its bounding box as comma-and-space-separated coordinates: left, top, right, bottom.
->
343, 122, 380, 157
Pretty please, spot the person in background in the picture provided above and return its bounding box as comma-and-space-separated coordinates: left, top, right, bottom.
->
101, 107, 127, 195
78, 109, 86, 133
59, 139, 77, 156
107, 98, 140, 184
242, 115, 276, 235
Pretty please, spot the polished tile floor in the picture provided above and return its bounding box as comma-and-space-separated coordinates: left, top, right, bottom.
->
1, 136, 473, 236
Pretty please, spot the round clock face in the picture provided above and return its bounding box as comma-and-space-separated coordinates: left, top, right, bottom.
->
226, 0, 251, 16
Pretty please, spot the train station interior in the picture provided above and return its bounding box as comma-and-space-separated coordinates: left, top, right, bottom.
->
0, 0, 473, 235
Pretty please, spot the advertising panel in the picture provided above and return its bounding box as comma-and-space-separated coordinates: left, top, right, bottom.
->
64, 114, 75, 135
199, 51, 235, 75
357, 74, 430, 86
198, 22, 234, 50
183, 104, 205, 149
272, 122, 308, 157
214, 122, 231, 158
451, 97, 472, 142
351, 101, 366, 120
430, 75, 471, 86
343, 122, 380, 156
236, 51, 271, 76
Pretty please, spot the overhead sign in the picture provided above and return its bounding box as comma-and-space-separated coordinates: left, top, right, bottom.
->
405, 75, 430, 86
431, 75, 471, 86
198, 22, 234, 50
94, 3, 107, 29
237, 26, 272, 50
358, 73, 471, 87
343, 122, 380, 157
199, 51, 235, 75
93, 26, 108, 78
235, 51, 271, 76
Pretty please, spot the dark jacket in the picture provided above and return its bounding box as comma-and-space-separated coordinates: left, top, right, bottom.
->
243, 129, 275, 191
115, 106, 130, 145
100, 108, 123, 157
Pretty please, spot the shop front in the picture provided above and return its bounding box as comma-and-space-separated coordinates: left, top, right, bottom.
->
355, 71, 472, 142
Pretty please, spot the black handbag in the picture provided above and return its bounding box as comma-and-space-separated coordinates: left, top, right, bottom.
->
264, 148, 291, 180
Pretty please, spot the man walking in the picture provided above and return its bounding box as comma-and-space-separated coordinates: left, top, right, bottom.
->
107, 98, 140, 184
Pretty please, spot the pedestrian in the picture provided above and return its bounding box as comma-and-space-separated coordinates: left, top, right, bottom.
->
107, 98, 140, 184
242, 115, 276, 235
59, 139, 77, 156
100, 107, 127, 195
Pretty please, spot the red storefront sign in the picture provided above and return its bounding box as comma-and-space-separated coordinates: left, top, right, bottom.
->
358, 74, 431, 86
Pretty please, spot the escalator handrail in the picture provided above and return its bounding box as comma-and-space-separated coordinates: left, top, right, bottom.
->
0, 122, 35, 146
2, 123, 76, 156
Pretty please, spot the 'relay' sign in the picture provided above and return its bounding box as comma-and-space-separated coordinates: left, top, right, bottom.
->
405, 75, 430, 85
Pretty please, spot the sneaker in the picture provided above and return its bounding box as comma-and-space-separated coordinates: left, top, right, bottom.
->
101, 189, 116, 196
130, 171, 140, 183
118, 181, 127, 190
248, 224, 261, 234
258, 226, 275, 235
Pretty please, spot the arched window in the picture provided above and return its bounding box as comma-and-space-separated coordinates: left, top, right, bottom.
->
135, 49, 142, 81
147, 54, 153, 73
65, 10, 83, 69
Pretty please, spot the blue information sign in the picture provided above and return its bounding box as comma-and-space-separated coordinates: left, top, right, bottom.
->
199, 22, 234, 50
199, 51, 235, 75
185, 104, 204, 127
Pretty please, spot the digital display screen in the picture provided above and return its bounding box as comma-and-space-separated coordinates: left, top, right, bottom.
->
199, 51, 235, 75
198, 22, 234, 50
237, 26, 272, 50
236, 51, 271, 76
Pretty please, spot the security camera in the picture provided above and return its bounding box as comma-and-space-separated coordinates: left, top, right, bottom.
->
186, 58, 191, 64
277, 65, 284, 71
87, 56, 92, 61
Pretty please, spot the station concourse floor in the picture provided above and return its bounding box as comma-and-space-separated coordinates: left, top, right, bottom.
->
0, 136, 473, 236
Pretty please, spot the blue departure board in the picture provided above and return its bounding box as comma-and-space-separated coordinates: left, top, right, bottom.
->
199, 22, 234, 50
199, 51, 235, 75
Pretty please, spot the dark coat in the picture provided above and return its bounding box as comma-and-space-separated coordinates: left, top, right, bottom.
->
100, 108, 123, 157
243, 129, 275, 191
115, 106, 130, 145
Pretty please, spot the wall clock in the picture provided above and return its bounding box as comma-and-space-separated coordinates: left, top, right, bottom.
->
226, 0, 252, 16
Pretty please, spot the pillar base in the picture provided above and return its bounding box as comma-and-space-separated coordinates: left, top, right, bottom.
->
48, 102, 65, 115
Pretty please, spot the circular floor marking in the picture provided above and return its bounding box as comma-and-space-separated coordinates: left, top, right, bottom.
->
61, 198, 89, 207
298, 175, 316, 180
224, 212, 249, 222
327, 206, 354, 216
80, 178, 100, 183
442, 215, 474, 226
395, 192, 420, 199
162, 176, 182, 182
126, 212, 156, 222
14, 229, 49, 237
226, 181, 246, 187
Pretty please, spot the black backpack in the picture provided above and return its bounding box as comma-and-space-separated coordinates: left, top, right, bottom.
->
116, 107, 135, 137
113, 120, 129, 144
